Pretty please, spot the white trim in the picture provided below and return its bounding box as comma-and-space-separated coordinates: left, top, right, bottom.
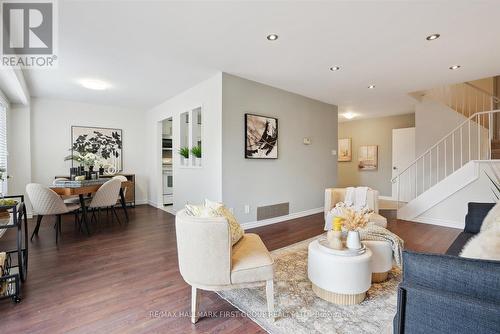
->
135, 199, 149, 205
379, 196, 396, 201
148, 200, 159, 208
241, 207, 323, 229
410, 216, 463, 229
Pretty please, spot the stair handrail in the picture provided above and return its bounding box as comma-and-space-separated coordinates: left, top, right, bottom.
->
464, 82, 500, 104
392, 109, 500, 183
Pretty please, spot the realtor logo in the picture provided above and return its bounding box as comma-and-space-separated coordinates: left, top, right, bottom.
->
1, 0, 57, 67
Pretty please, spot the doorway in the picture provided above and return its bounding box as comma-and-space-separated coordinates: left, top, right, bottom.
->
161, 117, 174, 212
392, 127, 416, 201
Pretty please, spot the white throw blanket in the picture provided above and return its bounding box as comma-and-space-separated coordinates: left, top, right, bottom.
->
324, 187, 369, 230
345, 187, 368, 211
359, 225, 404, 267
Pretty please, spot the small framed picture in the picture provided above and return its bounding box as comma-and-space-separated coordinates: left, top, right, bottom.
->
338, 138, 352, 162
358, 145, 378, 170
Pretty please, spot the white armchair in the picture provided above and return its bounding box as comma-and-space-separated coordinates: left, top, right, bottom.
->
324, 188, 387, 228
175, 210, 275, 323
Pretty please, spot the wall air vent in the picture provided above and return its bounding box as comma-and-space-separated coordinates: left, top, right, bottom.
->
257, 203, 289, 221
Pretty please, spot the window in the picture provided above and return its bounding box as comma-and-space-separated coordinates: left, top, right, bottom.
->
0, 104, 7, 194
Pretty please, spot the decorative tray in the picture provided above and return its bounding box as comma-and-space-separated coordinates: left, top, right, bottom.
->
317, 237, 366, 256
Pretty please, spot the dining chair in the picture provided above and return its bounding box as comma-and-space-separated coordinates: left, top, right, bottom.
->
88, 178, 122, 225
112, 175, 128, 202
53, 178, 80, 204
26, 183, 81, 244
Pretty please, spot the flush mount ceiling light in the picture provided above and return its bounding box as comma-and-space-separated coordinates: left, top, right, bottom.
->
426, 33, 440, 41
329, 66, 341, 71
343, 112, 356, 120
266, 34, 278, 41
449, 65, 461, 70
79, 79, 111, 90
368, 85, 376, 89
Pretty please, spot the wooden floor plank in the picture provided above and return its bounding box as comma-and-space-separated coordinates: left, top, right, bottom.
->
0, 205, 460, 333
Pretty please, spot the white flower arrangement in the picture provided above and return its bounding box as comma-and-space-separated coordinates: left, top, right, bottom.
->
341, 207, 373, 231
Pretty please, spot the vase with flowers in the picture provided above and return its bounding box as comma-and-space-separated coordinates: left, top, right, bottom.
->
339, 207, 372, 249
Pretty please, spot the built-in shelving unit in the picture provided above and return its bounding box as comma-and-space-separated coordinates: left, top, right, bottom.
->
180, 106, 203, 168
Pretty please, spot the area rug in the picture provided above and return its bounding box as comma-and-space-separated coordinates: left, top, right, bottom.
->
217, 235, 401, 334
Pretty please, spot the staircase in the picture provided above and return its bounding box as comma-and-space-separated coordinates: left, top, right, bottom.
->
394, 80, 500, 226
491, 139, 500, 159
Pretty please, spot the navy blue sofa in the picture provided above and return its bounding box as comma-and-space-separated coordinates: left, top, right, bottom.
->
393, 202, 500, 334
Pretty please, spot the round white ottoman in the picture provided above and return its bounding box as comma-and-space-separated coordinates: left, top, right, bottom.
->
363, 240, 393, 282
307, 240, 372, 305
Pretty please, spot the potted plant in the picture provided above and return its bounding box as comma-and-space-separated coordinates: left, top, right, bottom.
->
179, 147, 189, 165
191, 145, 202, 166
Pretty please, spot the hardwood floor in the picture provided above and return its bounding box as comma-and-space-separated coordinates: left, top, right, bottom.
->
0, 205, 461, 334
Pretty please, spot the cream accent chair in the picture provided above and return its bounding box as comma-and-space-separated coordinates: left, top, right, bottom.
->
324, 188, 387, 228
26, 183, 81, 243
175, 209, 275, 324
88, 178, 122, 224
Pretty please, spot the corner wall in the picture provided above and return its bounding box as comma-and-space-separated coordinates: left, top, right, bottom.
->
221, 73, 338, 224
146, 73, 223, 210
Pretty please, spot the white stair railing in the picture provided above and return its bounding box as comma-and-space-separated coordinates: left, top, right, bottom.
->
426, 82, 499, 118
393, 109, 500, 209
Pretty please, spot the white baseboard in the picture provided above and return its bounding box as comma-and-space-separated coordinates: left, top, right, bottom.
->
135, 199, 149, 205
241, 207, 323, 230
410, 216, 463, 230
147, 200, 159, 208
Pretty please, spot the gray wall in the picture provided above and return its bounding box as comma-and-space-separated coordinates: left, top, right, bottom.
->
222, 73, 338, 223
338, 113, 415, 196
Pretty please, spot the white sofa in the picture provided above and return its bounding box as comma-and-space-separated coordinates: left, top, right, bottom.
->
324, 188, 388, 228
175, 209, 275, 323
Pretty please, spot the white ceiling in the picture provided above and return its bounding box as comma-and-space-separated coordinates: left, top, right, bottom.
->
23, 0, 500, 119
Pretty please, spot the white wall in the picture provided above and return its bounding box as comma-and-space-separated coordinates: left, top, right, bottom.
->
415, 96, 466, 156
146, 73, 222, 211
30, 98, 149, 204
414, 161, 499, 229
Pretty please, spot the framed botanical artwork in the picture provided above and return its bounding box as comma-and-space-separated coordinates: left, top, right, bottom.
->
338, 138, 352, 162
358, 145, 378, 170
71, 126, 123, 171
245, 113, 278, 159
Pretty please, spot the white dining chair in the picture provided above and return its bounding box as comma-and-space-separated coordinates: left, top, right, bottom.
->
53, 178, 81, 204
26, 183, 81, 244
88, 178, 122, 224
112, 175, 128, 203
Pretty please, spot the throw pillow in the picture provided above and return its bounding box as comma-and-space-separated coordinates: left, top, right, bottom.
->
481, 201, 500, 232
205, 199, 244, 246
460, 222, 500, 261
184, 204, 217, 218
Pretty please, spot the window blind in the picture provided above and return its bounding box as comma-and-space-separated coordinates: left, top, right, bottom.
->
0, 104, 7, 194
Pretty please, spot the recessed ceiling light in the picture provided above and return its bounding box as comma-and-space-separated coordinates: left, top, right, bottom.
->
426, 33, 440, 41
79, 79, 111, 90
449, 65, 461, 70
343, 112, 356, 120
329, 66, 341, 71
266, 34, 278, 41
368, 85, 376, 89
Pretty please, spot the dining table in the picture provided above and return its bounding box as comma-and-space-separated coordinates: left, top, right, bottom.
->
50, 179, 131, 235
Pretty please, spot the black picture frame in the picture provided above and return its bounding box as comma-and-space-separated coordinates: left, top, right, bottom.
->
245, 113, 278, 159
71, 126, 123, 171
